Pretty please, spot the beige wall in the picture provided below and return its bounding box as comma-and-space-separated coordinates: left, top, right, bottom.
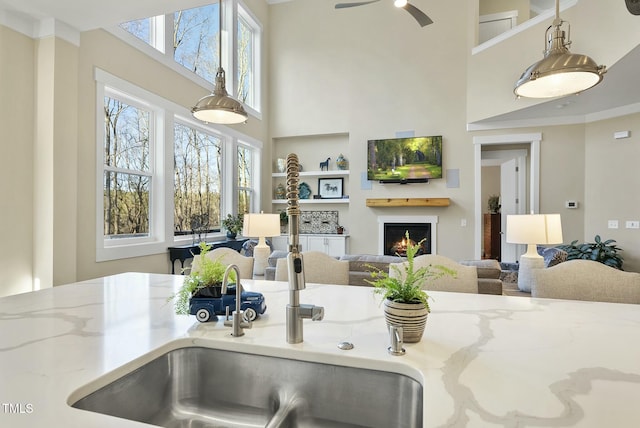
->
585, 114, 640, 273
0, 26, 34, 297
479, 0, 530, 25
269, 0, 475, 259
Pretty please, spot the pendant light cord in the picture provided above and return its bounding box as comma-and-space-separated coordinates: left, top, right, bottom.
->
218, 0, 223, 73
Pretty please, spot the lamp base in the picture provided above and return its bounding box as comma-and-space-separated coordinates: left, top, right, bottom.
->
253, 243, 271, 276
517, 255, 544, 293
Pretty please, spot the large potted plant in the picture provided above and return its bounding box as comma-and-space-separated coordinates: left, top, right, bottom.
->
222, 213, 244, 239
366, 232, 454, 343
558, 235, 624, 270
169, 242, 236, 315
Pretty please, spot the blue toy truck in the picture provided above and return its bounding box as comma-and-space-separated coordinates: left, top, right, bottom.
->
189, 286, 266, 323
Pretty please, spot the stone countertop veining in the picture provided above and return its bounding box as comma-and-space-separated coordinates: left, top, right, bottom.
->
1, 272, 640, 427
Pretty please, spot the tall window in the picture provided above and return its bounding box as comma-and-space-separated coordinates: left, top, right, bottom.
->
116, 0, 261, 113
237, 144, 254, 214
103, 95, 152, 239
174, 123, 222, 235
237, 11, 255, 105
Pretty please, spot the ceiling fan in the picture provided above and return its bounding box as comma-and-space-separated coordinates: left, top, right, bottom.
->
335, 0, 433, 27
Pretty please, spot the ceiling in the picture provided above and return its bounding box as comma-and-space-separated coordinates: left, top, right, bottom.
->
1, 0, 638, 128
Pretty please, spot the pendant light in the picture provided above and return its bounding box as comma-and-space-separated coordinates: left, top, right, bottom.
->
514, 0, 606, 98
192, 0, 248, 124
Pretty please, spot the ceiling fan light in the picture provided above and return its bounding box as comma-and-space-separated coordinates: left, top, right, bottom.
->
394, 0, 408, 8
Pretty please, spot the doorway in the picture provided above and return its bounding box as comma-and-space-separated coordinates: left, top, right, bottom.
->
473, 133, 541, 261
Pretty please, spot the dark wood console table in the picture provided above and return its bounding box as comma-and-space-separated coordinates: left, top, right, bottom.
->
168, 238, 249, 274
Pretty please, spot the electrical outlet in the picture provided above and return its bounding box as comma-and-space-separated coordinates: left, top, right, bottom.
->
608, 220, 619, 229
460, 219, 467, 227
626, 221, 640, 229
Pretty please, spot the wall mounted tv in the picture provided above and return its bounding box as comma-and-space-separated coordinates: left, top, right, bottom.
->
367, 136, 443, 184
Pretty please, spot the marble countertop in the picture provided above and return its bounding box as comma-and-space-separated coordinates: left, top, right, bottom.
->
1, 272, 640, 427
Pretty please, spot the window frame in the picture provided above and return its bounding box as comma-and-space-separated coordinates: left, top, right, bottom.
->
107, 0, 262, 118
95, 69, 262, 261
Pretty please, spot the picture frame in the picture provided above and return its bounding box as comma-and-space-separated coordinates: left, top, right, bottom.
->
318, 177, 343, 199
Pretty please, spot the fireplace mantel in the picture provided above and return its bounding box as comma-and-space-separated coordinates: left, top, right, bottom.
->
366, 198, 450, 207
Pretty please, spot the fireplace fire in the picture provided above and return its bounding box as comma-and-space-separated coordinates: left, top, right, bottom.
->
383, 223, 431, 256
377, 215, 438, 256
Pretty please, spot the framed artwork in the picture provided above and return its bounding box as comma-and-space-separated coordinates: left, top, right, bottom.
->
318, 177, 343, 199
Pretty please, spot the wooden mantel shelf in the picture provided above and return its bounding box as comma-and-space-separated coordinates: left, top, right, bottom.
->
366, 198, 450, 207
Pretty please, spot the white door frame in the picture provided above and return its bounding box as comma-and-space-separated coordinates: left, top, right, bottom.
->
473, 133, 541, 260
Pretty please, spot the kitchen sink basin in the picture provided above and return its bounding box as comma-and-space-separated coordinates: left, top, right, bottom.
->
71, 346, 423, 427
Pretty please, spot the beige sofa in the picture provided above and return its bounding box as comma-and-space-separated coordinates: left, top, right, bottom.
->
265, 251, 503, 295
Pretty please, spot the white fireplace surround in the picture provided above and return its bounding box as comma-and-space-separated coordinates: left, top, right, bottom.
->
377, 215, 438, 255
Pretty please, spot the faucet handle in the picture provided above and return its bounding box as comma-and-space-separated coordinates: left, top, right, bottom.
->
388, 325, 406, 356
299, 304, 324, 321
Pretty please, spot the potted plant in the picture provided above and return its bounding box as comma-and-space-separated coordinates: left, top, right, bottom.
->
222, 213, 244, 239
558, 235, 624, 270
487, 195, 501, 214
279, 210, 288, 234
366, 231, 455, 343
169, 242, 236, 315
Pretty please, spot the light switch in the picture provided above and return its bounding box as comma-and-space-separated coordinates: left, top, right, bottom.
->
626, 221, 640, 229
608, 220, 619, 229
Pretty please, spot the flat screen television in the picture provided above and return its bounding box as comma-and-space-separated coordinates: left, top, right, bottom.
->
367, 136, 442, 183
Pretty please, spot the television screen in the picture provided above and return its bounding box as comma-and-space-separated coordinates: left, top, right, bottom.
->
367, 136, 443, 183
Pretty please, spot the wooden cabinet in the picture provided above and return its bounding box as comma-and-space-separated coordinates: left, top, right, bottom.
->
483, 213, 501, 260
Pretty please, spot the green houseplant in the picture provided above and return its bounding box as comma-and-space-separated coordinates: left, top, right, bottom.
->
222, 213, 244, 239
366, 231, 455, 342
169, 242, 236, 315
558, 235, 624, 270
487, 195, 501, 214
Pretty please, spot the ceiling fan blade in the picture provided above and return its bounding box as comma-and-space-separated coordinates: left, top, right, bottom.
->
403, 3, 434, 27
335, 0, 380, 9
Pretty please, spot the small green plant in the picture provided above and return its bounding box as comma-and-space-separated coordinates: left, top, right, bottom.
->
169, 242, 237, 314
366, 232, 455, 312
487, 195, 501, 214
222, 213, 244, 235
558, 235, 624, 270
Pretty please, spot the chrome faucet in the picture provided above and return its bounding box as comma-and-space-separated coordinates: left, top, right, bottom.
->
285, 153, 324, 344
221, 264, 252, 337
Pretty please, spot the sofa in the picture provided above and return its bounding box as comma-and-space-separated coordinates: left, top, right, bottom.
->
265, 251, 503, 295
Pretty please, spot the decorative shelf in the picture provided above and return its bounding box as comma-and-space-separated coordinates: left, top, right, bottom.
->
272, 170, 349, 178
366, 198, 450, 207
272, 199, 350, 204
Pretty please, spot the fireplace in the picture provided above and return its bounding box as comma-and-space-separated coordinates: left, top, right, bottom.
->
378, 216, 438, 256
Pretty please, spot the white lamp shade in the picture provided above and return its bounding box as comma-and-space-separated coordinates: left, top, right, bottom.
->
506, 214, 563, 245
242, 213, 281, 238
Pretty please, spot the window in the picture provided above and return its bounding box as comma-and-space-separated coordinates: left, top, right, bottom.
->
96, 70, 262, 261
174, 122, 222, 235
173, 4, 218, 84
103, 95, 152, 240
237, 143, 254, 214
114, 0, 261, 113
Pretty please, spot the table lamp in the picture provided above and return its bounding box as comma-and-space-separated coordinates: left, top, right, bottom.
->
506, 214, 563, 292
243, 212, 280, 276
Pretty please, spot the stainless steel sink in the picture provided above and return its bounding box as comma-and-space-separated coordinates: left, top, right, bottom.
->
71, 346, 423, 427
